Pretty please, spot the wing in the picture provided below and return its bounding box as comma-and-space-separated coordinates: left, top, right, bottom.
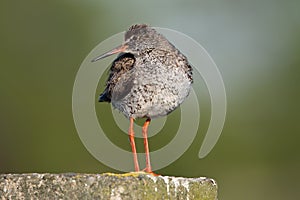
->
98, 53, 135, 102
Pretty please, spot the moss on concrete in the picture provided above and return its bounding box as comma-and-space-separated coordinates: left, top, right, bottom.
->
0, 172, 217, 199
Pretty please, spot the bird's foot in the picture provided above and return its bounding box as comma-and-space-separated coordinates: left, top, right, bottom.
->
142, 168, 160, 176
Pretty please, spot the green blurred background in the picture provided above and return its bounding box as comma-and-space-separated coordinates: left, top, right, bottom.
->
1, 0, 299, 199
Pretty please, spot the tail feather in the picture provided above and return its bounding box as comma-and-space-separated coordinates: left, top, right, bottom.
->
98, 91, 111, 102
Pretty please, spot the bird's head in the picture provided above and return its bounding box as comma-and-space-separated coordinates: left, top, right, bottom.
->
92, 24, 168, 62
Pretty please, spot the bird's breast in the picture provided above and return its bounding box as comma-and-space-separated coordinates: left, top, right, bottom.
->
110, 56, 192, 119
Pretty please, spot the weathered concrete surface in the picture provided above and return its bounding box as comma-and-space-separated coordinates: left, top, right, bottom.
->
0, 172, 218, 200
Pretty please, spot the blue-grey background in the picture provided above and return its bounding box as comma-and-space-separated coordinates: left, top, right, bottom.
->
0, 1, 299, 199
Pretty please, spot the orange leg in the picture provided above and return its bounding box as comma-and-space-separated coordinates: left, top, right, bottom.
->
142, 118, 152, 173
129, 117, 140, 171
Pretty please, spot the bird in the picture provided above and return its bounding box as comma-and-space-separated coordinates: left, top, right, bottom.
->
92, 24, 193, 174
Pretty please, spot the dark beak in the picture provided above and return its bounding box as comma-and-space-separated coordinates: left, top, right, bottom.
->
91, 44, 128, 62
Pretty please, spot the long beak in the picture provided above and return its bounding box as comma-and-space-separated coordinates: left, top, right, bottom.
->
91, 44, 128, 62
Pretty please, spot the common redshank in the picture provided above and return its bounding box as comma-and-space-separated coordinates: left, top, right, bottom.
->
92, 24, 193, 174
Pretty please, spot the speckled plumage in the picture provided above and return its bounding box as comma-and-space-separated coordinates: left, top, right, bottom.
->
98, 24, 193, 119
